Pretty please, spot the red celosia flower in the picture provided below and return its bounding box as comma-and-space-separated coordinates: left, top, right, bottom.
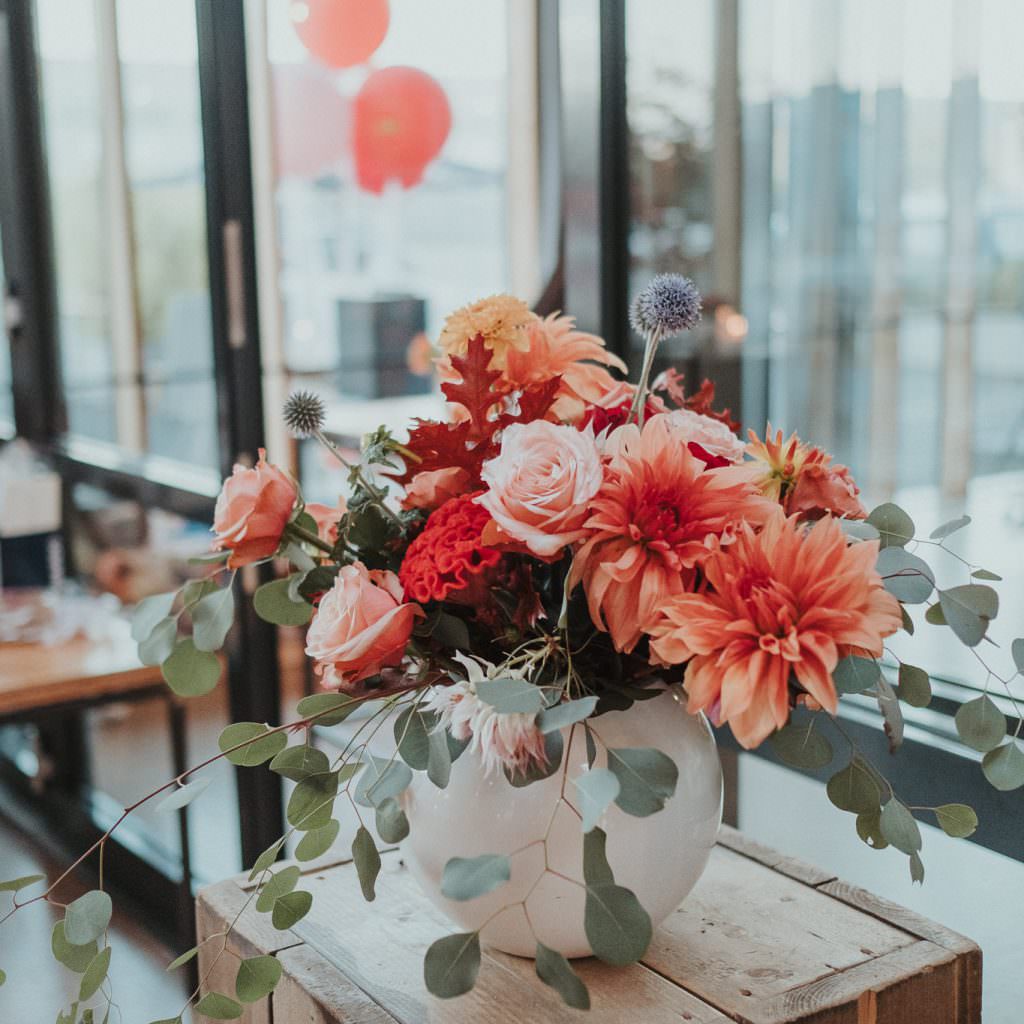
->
399, 492, 502, 605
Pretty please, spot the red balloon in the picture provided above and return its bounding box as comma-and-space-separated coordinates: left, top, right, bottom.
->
351, 67, 451, 194
272, 63, 348, 180
292, 0, 389, 70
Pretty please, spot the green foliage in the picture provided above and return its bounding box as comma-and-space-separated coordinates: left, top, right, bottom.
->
954, 695, 1006, 752
423, 932, 481, 999
934, 804, 978, 838
866, 503, 914, 548
79, 946, 111, 1002
248, 838, 286, 880
255, 867, 299, 912
235, 956, 283, 1003
971, 569, 1001, 581
583, 827, 614, 885
131, 592, 177, 642
535, 943, 590, 1010
269, 744, 330, 782
352, 827, 382, 901
191, 585, 235, 652
606, 747, 678, 817
271, 890, 313, 930
900, 605, 915, 634
832, 655, 880, 695
0, 873, 44, 893
295, 692, 358, 726
138, 618, 178, 666
161, 639, 221, 698
875, 673, 904, 752
375, 798, 410, 843
165, 945, 199, 971
287, 772, 340, 830
1012, 638, 1024, 676
394, 707, 433, 770
421, 610, 471, 651
938, 585, 998, 647
770, 719, 834, 770
538, 696, 599, 734
426, 726, 452, 789
982, 741, 1024, 791
925, 603, 946, 625
879, 799, 922, 854
353, 755, 413, 809
897, 663, 932, 708
475, 677, 546, 714
441, 854, 511, 901
218, 723, 288, 767
51, 922, 97, 973
253, 577, 314, 627
64, 891, 112, 946
584, 882, 652, 966
910, 852, 925, 884
574, 768, 620, 832
194, 993, 243, 1020
156, 778, 211, 814
295, 820, 340, 862
855, 809, 888, 850
930, 514, 971, 540
876, 547, 934, 604
506, 730, 564, 787
826, 759, 881, 814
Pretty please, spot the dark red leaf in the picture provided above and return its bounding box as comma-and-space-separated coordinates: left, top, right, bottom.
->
440, 333, 502, 440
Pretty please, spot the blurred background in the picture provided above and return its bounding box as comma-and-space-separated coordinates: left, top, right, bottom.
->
0, 0, 1021, 1020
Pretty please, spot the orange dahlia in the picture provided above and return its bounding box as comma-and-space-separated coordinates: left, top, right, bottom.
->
569, 416, 776, 653
648, 510, 902, 749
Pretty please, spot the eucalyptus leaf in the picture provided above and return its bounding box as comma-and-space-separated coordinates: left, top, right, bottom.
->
430, 612, 471, 651
253, 577, 314, 627
156, 777, 211, 814
971, 569, 1002, 581
538, 697, 599, 734
826, 759, 881, 814
235, 955, 283, 1003
934, 804, 978, 838
910, 851, 925, 884
866, 503, 914, 547
79, 946, 111, 1002
574, 769, 620, 833
876, 547, 935, 604
585, 726, 597, 769
423, 932, 480, 999
218, 723, 288, 767
255, 866, 299, 913
248, 838, 286, 880
930, 514, 971, 540
295, 692, 358, 727
982, 741, 1024, 791
353, 755, 413, 809
51, 922, 97, 973
900, 605, 915, 635
287, 772, 339, 830
939, 585, 999, 648
271, 890, 312, 930
879, 799, 922, 854
394, 706, 432, 770
1012, 638, 1024, 676
584, 882, 652, 966
165, 945, 199, 971
295, 820, 340, 862
897, 663, 931, 708
954, 695, 1005, 752
426, 725, 452, 789
475, 676, 546, 714
131, 592, 176, 643
506, 730, 564, 788
441, 854, 511, 902
64, 891, 112, 946
607, 747, 678, 817
161, 638, 221, 698
352, 826, 381, 902
535, 943, 590, 1010
138, 617, 178, 667
855, 808, 888, 849
839, 518, 880, 542
832, 655, 880, 695
0, 873, 44, 893
268, 744, 330, 782
191, 585, 235, 652
193, 993, 243, 1020
925, 603, 946, 625
375, 797, 410, 844
181, 577, 219, 606
876, 673, 904, 753
0, 969, 4, 986
769, 720, 834, 770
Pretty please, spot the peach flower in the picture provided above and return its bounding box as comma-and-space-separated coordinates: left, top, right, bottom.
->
477, 421, 603, 558
306, 497, 347, 545
648, 511, 902, 748
305, 562, 424, 687
437, 294, 535, 368
401, 466, 470, 511
663, 409, 745, 467
569, 416, 777, 652
212, 449, 296, 568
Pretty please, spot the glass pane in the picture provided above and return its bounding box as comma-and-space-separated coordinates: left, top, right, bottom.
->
263, 0, 512, 470
0, 220, 13, 433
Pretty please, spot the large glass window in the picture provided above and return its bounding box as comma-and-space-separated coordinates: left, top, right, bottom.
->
0, 221, 13, 434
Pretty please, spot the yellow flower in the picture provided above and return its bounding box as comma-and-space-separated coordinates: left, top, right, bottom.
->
437, 294, 536, 368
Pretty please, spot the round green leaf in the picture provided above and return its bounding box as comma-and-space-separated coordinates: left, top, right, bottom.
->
161, 638, 221, 697
218, 723, 288, 767
268, 744, 330, 782
832, 655, 880, 695
506, 730, 563, 788
535, 943, 590, 1010
64, 891, 112, 946
866, 503, 914, 547
248, 838, 286, 881
934, 804, 978, 838
255, 866, 300, 913
982, 741, 1024, 791
954, 695, 1005, 752
51, 922, 97, 973
769, 720, 834, 770
475, 676, 545, 714
879, 799, 922, 854
235, 955, 283, 1003
574, 768, 621, 833
394, 707, 432, 770
925, 603, 946, 626
441, 854, 511, 902
253, 577, 313, 626
138, 617, 178, 667
375, 797, 410, 844
132, 592, 176, 643
423, 932, 481, 999
939, 585, 999, 648
156, 777, 212, 814
353, 755, 412, 809
897, 663, 932, 708
538, 696, 599, 734
876, 547, 934, 604
1012, 638, 1024, 676
855, 809, 888, 849
287, 772, 339, 830
584, 882, 653, 966
826, 760, 881, 814
295, 819, 340, 862
191, 585, 235, 652
295, 692, 358, 726
79, 946, 111, 1002
426, 726, 452, 789
271, 890, 312, 930
930, 514, 971, 540
583, 827, 614, 885
352, 826, 382, 902
194, 993, 243, 1020
607, 747, 678, 817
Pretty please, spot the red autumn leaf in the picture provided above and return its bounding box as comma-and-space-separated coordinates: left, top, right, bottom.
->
440, 333, 502, 440
392, 417, 479, 486
656, 369, 739, 432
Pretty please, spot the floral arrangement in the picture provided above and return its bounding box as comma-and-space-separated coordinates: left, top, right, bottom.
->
3, 278, 1021, 1022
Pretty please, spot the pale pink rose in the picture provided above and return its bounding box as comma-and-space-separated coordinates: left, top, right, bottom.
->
477, 421, 603, 558
306, 497, 347, 545
663, 408, 745, 467
212, 449, 296, 568
401, 466, 470, 511
305, 562, 423, 687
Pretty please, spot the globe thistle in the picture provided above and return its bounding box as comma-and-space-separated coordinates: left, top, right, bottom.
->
629, 274, 702, 339
283, 390, 326, 438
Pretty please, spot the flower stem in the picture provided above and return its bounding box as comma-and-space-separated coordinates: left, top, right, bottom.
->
285, 521, 333, 554
628, 326, 663, 427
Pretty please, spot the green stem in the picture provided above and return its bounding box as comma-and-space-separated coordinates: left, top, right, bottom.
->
285, 521, 334, 554
628, 326, 663, 426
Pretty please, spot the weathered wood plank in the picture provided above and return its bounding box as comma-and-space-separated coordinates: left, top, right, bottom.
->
718, 824, 836, 888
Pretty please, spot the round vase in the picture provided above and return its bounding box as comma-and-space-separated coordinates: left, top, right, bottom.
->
400, 685, 723, 958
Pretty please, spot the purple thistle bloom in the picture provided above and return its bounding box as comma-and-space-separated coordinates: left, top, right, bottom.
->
629, 274, 702, 338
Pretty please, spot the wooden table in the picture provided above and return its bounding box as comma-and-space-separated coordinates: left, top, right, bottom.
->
195, 826, 981, 1023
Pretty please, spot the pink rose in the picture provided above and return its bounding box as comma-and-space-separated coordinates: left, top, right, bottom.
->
477, 421, 603, 558
305, 562, 423, 686
788, 462, 866, 520
212, 449, 296, 568
306, 497, 348, 545
402, 466, 470, 511
663, 409, 745, 468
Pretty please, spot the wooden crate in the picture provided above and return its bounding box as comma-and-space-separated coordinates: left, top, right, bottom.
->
195, 826, 981, 1023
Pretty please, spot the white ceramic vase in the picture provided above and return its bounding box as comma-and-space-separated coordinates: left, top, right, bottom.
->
400, 685, 722, 958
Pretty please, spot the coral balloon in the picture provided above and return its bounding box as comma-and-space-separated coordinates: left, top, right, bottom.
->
272, 63, 348, 180
291, 0, 389, 69
351, 66, 451, 194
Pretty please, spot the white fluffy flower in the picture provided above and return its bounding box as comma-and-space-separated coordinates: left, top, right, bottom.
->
423, 654, 548, 776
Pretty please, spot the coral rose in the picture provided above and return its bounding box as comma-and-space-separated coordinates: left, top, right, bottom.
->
306, 497, 347, 545
306, 562, 423, 687
401, 466, 470, 511
478, 421, 603, 558
212, 449, 296, 568
648, 511, 902, 748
